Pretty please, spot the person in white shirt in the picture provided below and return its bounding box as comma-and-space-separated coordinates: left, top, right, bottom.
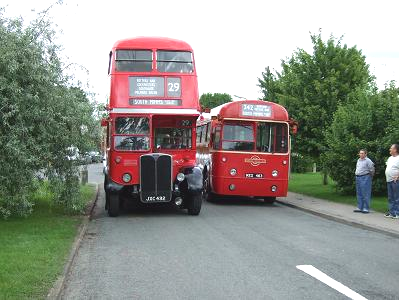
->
385, 144, 399, 219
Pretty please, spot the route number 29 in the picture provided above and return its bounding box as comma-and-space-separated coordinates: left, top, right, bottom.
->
168, 82, 180, 92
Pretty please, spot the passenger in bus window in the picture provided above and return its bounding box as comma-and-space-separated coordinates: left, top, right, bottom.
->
162, 134, 172, 149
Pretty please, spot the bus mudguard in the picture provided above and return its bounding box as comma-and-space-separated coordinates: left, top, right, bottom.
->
105, 176, 124, 194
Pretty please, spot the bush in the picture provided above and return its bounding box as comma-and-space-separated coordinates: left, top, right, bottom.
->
0, 8, 100, 218
49, 166, 86, 213
291, 153, 314, 173
323, 83, 399, 194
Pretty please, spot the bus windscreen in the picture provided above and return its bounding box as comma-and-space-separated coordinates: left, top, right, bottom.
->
155, 127, 192, 150
256, 123, 288, 153
219, 122, 288, 153
114, 117, 150, 151
222, 123, 255, 151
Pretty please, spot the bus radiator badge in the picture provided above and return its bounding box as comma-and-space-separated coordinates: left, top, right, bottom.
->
245, 155, 266, 166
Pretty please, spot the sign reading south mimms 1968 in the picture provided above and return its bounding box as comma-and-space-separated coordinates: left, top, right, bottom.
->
241, 104, 271, 117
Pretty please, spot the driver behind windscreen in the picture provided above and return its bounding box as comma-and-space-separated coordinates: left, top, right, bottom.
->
161, 134, 172, 149
171, 137, 183, 149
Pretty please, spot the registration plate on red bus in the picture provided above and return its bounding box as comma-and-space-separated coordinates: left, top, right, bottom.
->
245, 173, 264, 179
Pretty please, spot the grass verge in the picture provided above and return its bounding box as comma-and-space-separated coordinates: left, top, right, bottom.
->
289, 172, 388, 213
0, 183, 96, 299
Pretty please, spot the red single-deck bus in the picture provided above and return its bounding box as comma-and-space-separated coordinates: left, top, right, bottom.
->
197, 100, 296, 203
102, 37, 203, 217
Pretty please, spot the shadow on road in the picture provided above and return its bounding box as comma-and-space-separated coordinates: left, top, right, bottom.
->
92, 189, 189, 219
120, 202, 188, 218
206, 196, 281, 207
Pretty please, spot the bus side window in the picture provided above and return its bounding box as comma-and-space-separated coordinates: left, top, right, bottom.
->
204, 123, 209, 143
108, 51, 112, 75
256, 123, 271, 152
275, 124, 288, 153
196, 126, 202, 144
213, 126, 221, 150
107, 123, 111, 148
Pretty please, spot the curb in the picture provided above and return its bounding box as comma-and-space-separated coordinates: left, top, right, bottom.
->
47, 183, 100, 300
276, 199, 399, 239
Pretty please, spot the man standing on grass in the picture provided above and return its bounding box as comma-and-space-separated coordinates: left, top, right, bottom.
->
354, 149, 375, 214
385, 144, 399, 219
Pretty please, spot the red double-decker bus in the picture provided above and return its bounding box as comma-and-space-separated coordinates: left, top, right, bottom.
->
102, 37, 203, 217
197, 100, 296, 203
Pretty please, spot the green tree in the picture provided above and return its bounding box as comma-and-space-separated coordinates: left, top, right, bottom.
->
258, 32, 374, 162
200, 93, 232, 109
323, 82, 399, 194
0, 7, 99, 218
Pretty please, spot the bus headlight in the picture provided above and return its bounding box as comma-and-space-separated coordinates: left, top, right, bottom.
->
122, 173, 131, 183
230, 168, 237, 176
272, 170, 278, 177
271, 185, 277, 192
177, 173, 185, 182
175, 197, 183, 206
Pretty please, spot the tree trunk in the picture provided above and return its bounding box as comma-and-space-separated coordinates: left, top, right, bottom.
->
322, 171, 328, 185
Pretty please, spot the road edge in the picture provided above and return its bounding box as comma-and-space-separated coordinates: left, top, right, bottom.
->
276, 199, 399, 239
47, 183, 100, 300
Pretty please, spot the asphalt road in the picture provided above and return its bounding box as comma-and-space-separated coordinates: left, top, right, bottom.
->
62, 163, 399, 299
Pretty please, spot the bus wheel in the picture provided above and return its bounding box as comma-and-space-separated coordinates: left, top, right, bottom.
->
263, 197, 276, 204
108, 194, 120, 217
203, 174, 213, 201
187, 193, 202, 215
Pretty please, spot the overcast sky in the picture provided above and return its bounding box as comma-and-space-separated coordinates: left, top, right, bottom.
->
3, 0, 399, 103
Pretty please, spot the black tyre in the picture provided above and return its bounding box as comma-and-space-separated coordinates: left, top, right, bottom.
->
263, 196, 276, 204
108, 194, 120, 217
187, 193, 202, 215
105, 191, 110, 210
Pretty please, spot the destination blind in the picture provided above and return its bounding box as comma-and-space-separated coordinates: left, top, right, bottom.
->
129, 76, 181, 98
241, 104, 272, 117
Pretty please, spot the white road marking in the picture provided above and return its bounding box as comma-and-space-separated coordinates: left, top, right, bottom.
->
296, 265, 368, 300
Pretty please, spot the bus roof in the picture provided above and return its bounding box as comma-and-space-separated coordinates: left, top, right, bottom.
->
207, 100, 289, 122
113, 37, 193, 51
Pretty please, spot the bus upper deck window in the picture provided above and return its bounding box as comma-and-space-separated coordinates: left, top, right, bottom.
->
115, 50, 152, 72
157, 50, 194, 73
